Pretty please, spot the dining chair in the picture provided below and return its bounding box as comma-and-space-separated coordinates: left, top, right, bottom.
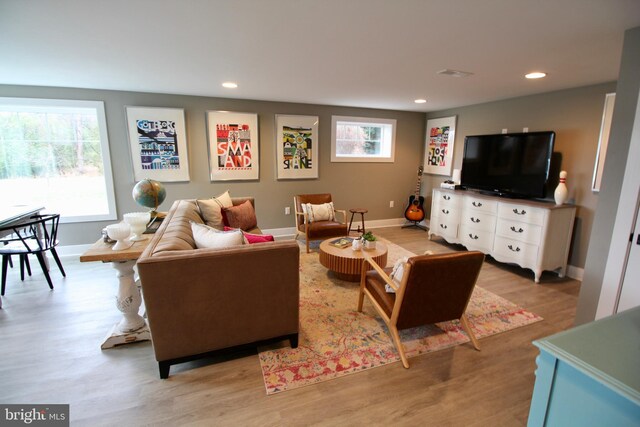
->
0, 214, 66, 295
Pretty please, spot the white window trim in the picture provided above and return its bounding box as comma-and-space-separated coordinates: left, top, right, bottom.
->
331, 116, 397, 163
0, 97, 117, 223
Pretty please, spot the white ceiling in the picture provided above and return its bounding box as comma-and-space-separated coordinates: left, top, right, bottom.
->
1, 0, 639, 112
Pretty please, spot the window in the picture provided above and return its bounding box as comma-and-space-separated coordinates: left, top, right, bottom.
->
331, 116, 396, 162
0, 98, 116, 223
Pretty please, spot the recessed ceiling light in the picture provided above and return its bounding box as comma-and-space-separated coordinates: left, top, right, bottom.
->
222, 82, 238, 88
437, 69, 474, 78
414, 99, 427, 104
525, 72, 547, 79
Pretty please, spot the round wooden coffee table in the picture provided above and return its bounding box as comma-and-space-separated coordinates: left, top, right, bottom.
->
319, 238, 388, 282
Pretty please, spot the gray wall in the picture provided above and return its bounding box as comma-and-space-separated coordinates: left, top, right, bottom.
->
0, 85, 425, 245
575, 26, 640, 324
423, 82, 617, 269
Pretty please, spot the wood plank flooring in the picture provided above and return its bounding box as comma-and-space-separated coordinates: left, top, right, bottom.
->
0, 227, 581, 426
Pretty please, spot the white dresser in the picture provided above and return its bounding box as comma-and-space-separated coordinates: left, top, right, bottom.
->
429, 189, 576, 282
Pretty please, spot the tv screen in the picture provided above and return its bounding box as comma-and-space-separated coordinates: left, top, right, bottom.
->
461, 131, 555, 199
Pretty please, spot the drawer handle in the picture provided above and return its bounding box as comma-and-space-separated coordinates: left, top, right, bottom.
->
443, 195, 451, 201
510, 226, 524, 233
470, 217, 480, 223
472, 201, 483, 207
513, 208, 527, 215
468, 233, 478, 240
441, 209, 449, 214
508, 245, 521, 252
440, 224, 448, 229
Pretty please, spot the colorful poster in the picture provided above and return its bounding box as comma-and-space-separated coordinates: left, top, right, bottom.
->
126, 107, 190, 182
423, 116, 456, 176
276, 115, 319, 179
207, 111, 259, 181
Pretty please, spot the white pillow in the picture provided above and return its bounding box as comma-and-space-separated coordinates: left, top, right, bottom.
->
197, 190, 233, 229
302, 202, 335, 223
191, 222, 243, 249
386, 257, 409, 293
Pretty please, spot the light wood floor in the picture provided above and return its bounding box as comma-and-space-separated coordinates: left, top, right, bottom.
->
0, 227, 580, 426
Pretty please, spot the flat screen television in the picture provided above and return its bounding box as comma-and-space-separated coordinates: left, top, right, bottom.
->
461, 131, 555, 199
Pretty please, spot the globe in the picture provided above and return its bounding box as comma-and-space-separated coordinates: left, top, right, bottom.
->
132, 179, 167, 213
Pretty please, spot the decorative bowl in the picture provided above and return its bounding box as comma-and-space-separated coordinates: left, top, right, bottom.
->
106, 223, 132, 250
123, 212, 151, 242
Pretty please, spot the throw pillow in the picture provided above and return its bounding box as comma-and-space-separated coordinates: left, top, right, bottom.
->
196, 190, 234, 229
224, 226, 274, 244
222, 200, 258, 231
302, 202, 335, 223
191, 222, 244, 249
386, 256, 409, 293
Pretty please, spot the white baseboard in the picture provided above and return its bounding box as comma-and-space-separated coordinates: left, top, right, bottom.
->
56, 244, 93, 258
263, 217, 419, 240
566, 265, 584, 281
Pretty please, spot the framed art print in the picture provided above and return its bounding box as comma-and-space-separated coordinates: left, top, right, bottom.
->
276, 114, 319, 179
423, 115, 457, 176
206, 111, 259, 181
125, 106, 190, 182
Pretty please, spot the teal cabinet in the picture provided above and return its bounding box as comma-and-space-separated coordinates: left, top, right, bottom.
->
528, 306, 640, 426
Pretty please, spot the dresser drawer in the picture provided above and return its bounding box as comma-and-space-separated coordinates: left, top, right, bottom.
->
461, 195, 498, 214
498, 203, 546, 226
432, 218, 458, 240
460, 210, 496, 232
494, 236, 539, 264
460, 226, 494, 252
433, 190, 460, 208
496, 218, 543, 245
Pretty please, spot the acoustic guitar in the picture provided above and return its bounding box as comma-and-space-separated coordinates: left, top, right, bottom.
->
404, 166, 426, 222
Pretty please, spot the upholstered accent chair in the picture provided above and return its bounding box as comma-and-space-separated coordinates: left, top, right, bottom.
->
294, 194, 348, 253
357, 251, 485, 368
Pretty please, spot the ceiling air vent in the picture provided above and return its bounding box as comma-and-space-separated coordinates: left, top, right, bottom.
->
437, 69, 474, 78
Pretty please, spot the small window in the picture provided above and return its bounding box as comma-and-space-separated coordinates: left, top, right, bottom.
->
0, 98, 117, 223
331, 116, 396, 162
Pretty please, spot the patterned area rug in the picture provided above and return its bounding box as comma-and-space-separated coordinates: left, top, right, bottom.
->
258, 240, 542, 395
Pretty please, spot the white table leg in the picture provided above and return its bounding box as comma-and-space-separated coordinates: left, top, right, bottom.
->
101, 260, 151, 349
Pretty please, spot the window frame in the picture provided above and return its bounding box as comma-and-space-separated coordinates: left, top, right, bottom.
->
0, 97, 117, 223
330, 115, 397, 163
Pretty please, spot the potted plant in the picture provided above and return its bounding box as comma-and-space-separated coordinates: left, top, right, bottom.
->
362, 231, 377, 250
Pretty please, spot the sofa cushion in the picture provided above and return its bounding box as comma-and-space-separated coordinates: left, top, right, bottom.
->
223, 200, 258, 231
196, 190, 234, 229
191, 222, 244, 249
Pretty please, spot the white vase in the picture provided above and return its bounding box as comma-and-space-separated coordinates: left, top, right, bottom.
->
554, 171, 568, 205
364, 240, 377, 250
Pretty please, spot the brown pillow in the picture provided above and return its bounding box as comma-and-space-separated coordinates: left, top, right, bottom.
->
222, 200, 257, 231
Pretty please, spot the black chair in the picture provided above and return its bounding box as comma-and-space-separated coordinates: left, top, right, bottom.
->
0, 214, 66, 295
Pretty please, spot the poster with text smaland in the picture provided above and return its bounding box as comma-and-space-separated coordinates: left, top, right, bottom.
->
423, 115, 456, 176
207, 111, 259, 181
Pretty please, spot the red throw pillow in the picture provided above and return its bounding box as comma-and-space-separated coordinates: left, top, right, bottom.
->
224, 226, 274, 244
222, 200, 258, 231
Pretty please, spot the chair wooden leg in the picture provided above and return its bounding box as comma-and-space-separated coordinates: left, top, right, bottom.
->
389, 324, 410, 368
35, 252, 54, 290
460, 314, 481, 351
50, 248, 66, 277
357, 273, 366, 312
1, 255, 9, 296
306, 237, 310, 253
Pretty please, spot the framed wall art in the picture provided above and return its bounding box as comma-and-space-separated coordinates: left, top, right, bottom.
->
125, 106, 190, 182
206, 111, 259, 181
423, 115, 457, 176
276, 114, 319, 179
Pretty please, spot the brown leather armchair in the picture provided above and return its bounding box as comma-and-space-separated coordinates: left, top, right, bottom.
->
294, 194, 348, 253
357, 251, 485, 368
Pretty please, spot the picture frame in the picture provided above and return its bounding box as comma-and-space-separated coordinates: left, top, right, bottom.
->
592, 93, 615, 192
206, 111, 259, 181
276, 114, 319, 179
423, 115, 457, 176
125, 106, 190, 182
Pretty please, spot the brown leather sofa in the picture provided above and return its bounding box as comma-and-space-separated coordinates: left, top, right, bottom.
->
137, 198, 300, 378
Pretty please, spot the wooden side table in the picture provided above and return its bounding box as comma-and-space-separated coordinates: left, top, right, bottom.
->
80, 235, 152, 349
319, 238, 387, 282
348, 208, 368, 235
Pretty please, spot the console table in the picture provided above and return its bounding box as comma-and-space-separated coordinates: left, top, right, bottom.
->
80, 235, 152, 349
428, 189, 576, 282
528, 306, 640, 426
